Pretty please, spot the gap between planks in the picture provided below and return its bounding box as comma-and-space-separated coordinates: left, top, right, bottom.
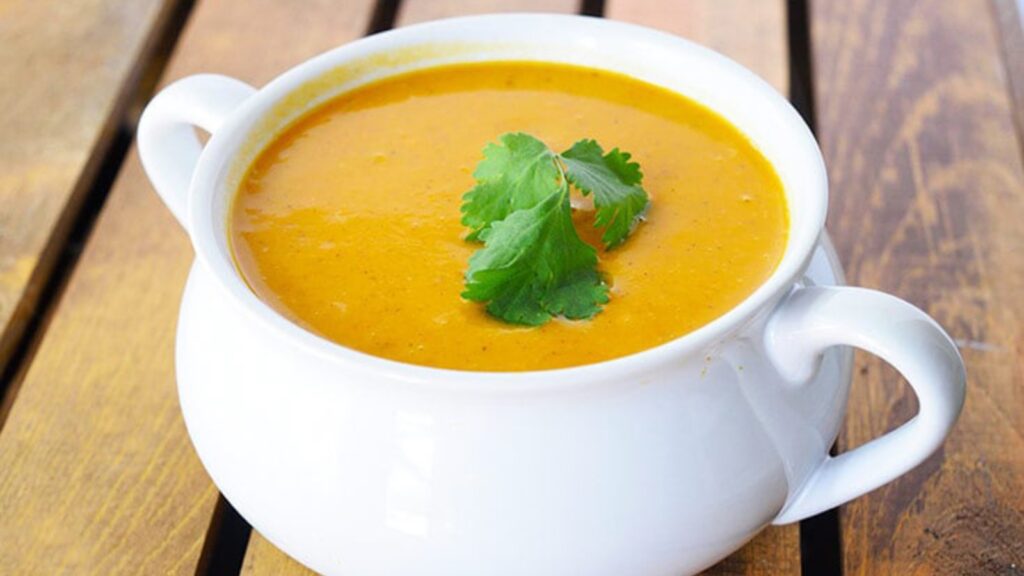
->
785, 1, 842, 574
992, 0, 1024, 161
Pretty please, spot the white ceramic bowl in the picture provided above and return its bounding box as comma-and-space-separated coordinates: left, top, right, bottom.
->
138, 14, 965, 576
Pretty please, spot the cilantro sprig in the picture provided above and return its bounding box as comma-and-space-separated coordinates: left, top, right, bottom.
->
461, 132, 650, 326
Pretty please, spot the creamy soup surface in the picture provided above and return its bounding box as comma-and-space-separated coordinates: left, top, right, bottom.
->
231, 62, 788, 371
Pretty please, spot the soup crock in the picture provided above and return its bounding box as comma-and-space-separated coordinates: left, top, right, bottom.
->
138, 14, 966, 576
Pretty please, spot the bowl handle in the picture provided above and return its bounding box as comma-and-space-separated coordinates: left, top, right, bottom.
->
766, 286, 966, 524
138, 74, 256, 231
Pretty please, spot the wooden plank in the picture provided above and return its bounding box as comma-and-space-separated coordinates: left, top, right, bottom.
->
810, 0, 1024, 573
0, 0, 377, 574
396, 0, 580, 24
0, 0, 177, 372
606, 3, 797, 574
606, 0, 788, 94
993, 0, 1024, 145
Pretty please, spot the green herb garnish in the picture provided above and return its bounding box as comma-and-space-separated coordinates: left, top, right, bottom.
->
461, 132, 650, 326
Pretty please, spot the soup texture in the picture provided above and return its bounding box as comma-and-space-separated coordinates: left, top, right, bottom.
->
232, 62, 788, 371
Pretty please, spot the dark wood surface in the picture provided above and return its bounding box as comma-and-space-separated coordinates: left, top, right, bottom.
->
1, 0, 1022, 574
811, 0, 1024, 573
994, 0, 1024, 142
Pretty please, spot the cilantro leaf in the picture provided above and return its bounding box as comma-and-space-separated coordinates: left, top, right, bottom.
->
560, 139, 650, 249
463, 189, 608, 326
460, 132, 649, 326
460, 133, 563, 242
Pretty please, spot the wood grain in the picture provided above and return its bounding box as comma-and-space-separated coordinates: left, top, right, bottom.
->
810, 0, 1024, 573
0, 0, 377, 573
0, 0, 177, 373
993, 0, 1024, 146
605, 2, 798, 574
396, 0, 580, 24
605, 0, 788, 94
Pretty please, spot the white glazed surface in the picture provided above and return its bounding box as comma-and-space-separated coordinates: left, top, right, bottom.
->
138, 14, 966, 576
179, 239, 850, 576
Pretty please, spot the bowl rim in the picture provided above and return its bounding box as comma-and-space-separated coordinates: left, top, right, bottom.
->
186, 13, 828, 392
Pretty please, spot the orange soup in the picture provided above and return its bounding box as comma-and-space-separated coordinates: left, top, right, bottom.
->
231, 62, 788, 371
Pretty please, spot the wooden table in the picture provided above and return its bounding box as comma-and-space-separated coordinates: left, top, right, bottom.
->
1, 0, 1022, 574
